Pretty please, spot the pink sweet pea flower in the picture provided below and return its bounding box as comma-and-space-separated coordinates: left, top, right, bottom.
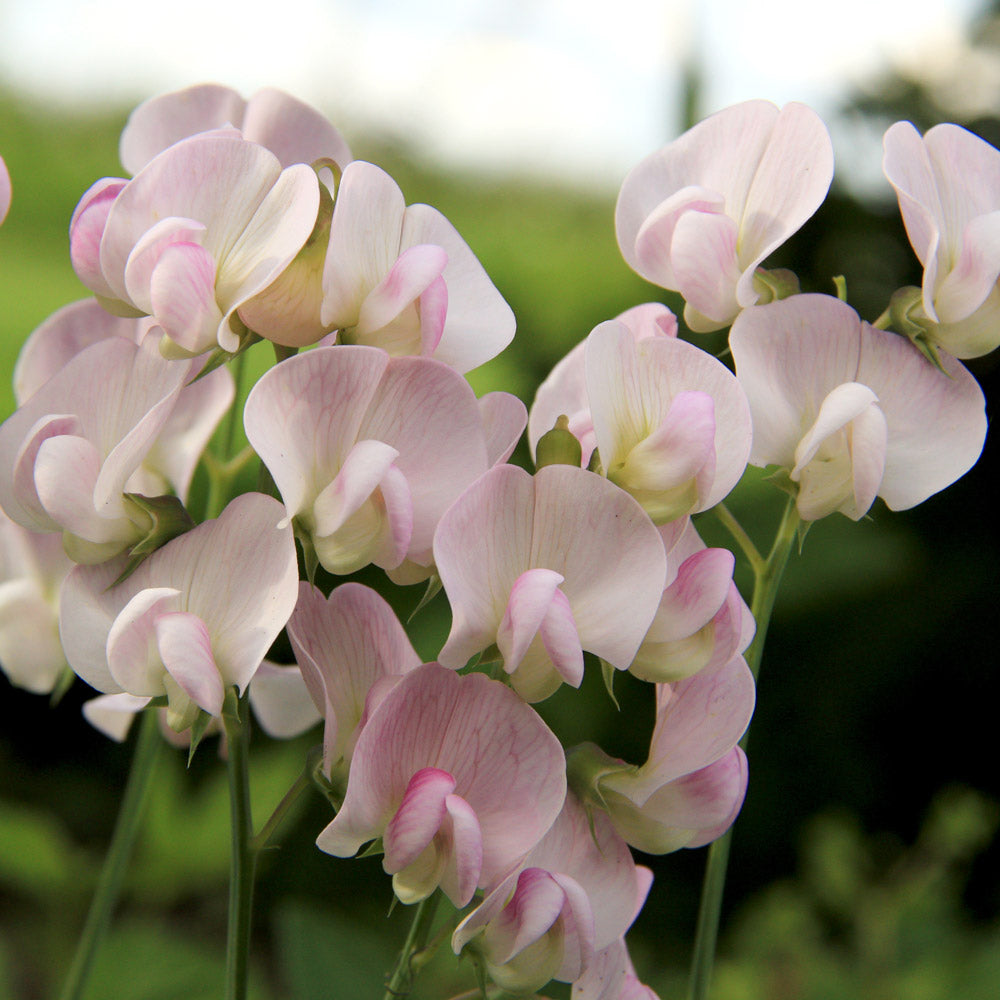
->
321, 161, 515, 373
1, 154, 10, 224
244, 346, 521, 577
629, 518, 754, 684
434, 464, 667, 702
13, 299, 233, 505
73, 131, 320, 358
883, 121, 1000, 358
286, 581, 421, 775
58, 493, 298, 732
572, 654, 754, 854
730, 294, 987, 521
316, 663, 566, 908
616, 101, 833, 332
0, 332, 196, 563
527, 302, 677, 466
530, 315, 752, 524
0, 510, 72, 693
119, 84, 352, 176
453, 793, 648, 994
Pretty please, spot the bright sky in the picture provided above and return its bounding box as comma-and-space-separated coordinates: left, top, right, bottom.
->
0, 0, 984, 189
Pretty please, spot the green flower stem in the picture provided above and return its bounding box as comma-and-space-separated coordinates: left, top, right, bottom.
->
251, 756, 317, 853
59, 708, 162, 1000
688, 497, 800, 1000
222, 691, 256, 1000
382, 892, 441, 1000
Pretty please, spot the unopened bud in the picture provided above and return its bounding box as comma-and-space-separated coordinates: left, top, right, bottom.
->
535, 415, 582, 469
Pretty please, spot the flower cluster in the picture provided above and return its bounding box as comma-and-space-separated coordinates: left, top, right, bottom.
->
0, 90, 991, 998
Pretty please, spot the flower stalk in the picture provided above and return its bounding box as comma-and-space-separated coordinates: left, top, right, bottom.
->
59, 708, 162, 1000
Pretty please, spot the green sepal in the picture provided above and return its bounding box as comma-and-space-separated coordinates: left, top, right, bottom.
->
752, 266, 801, 304
763, 467, 799, 500
472, 954, 489, 1000
408, 574, 443, 623
295, 527, 320, 585
184, 327, 262, 385
795, 517, 812, 554
48, 666, 76, 708
146, 695, 169, 710
565, 741, 633, 808
187, 710, 215, 766
832, 274, 848, 302
888, 286, 950, 375
111, 493, 196, 586
599, 659, 620, 710
535, 415, 582, 469
221, 685, 243, 724
358, 837, 385, 859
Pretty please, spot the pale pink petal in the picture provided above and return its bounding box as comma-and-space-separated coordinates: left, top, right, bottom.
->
119, 84, 248, 174
933, 211, 1000, 322
0, 154, 10, 224
435, 466, 535, 669
792, 382, 882, 476
243, 346, 389, 518
248, 661, 321, 739
312, 439, 401, 538
632, 186, 726, 288
669, 209, 742, 326
652, 548, 736, 643
156, 611, 224, 715
106, 586, 182, 696
123, 216, 207, 313
399, 203, 516, 373
733, 101, 835, 302
240, 87, 352, 169
69, 178, 127, 300
7, 414, 82, 531
539, 589, 585, 688
287, 581, 420, 768
478, 392, 528, 466
355, 243, 448, 336
856, 322, 987, 510
317, 664, 566, 890
82, 693, 151, 742
439, 793, 485, 907
148, 242, 224, 354
498, 568, 566, 675
322, 161, 407, 328
530, 467, 667, 671
384, 767, 456, 872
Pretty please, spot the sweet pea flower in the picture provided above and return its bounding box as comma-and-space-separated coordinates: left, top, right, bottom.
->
1, 154, 10, 224
286, 581, 421, 775
58, 493, 298, 732
119, 84, 352, 176
244, 345, 523, 578
571, 654, 754, 854
629, 518, 754, 684
883, 121, 1000, 358
453, 793, 648, 994
616, 100, 833, 332
316, 663, 566, 908
530, 315, 752, 524
527, 302, 677, 466
730, 295, 988, 521
246, 660, 322, 741
0, 510, 72, 693
321, 160, 515, 373
0, 332, 201, 563
434, 464, 667, 702
72, 131, 320, 358
12, 299, 233, 505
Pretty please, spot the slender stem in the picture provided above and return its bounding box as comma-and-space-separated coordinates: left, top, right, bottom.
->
382, 893, 441, 999
872, 307, 892, 330
223, 692, 257, 1000
713, 502, 764, 572
251, 761, 315, 853
687, 498, 800, 1000
59, 709, 162, 1000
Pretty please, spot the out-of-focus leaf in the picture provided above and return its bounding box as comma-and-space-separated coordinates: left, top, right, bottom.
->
0, 802, 79, 895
